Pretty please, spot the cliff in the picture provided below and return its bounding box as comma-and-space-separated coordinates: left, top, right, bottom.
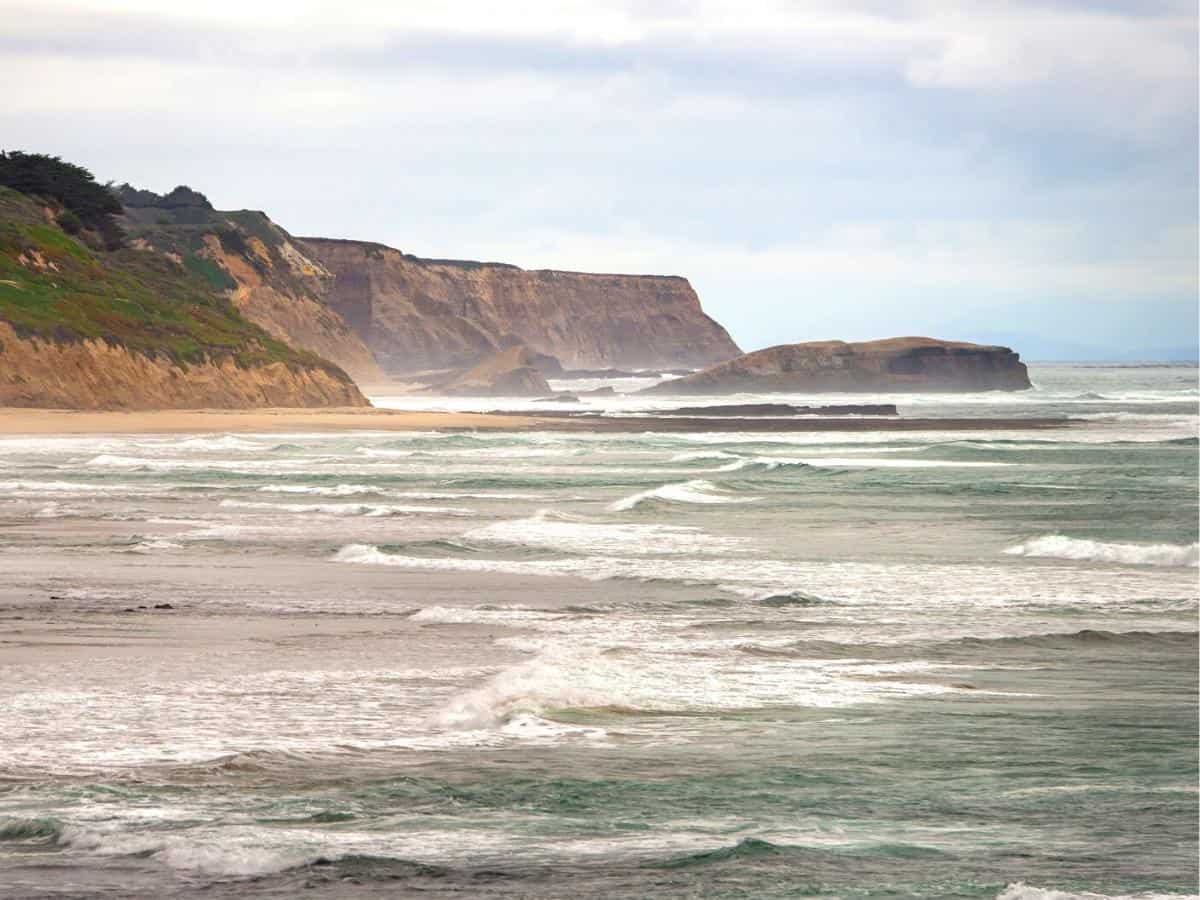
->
0, 183, 366, 410
118, 190, 384, 383
298, 238, 741, 374
645, 337, 1032, 394
0, 322, 362, 409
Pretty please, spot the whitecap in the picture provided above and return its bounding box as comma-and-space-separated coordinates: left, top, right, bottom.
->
997, 883, 1197, 900
463, 509, 746, 555
608, 479, 756, 512
718, 456, 1012, 472
1004, 536, 1199, 568
258, 483, 377, 496
219, 499, 469, 517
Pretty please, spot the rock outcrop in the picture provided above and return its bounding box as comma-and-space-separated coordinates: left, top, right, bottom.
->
299, 238, 741, 374
0, 182, 367, 410
646, 338, 1032, 394
440, 346, 553, 396
0, 323, 365, 410
118, 192, 384, 383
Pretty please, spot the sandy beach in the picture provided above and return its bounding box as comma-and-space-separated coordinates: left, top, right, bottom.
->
0, 407, 535, 435
0, 406, 1077, 435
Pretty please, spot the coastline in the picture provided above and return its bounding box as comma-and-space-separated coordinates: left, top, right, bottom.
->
0, 407, 535, 435
0, 406, 1079, 435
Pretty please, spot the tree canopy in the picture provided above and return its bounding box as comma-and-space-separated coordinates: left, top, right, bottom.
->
0, 151, 124, 249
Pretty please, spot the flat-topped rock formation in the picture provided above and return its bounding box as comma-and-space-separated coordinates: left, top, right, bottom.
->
645, 337, 1032, 394
299, 237, 742, 374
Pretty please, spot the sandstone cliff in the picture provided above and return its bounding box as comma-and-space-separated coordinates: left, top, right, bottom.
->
299, 238, 741, 375
118, 192, 384, 383
646, 337, 1032, 394
0, 182, 367, 410
0, 323, 364, 409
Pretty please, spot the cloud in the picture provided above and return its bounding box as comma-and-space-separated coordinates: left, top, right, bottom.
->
0, 0, 1195, 356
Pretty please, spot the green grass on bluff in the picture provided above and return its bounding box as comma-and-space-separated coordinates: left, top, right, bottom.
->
0, 186, 340, 374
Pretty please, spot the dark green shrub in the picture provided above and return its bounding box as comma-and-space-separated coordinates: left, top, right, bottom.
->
56, 209, 82, 234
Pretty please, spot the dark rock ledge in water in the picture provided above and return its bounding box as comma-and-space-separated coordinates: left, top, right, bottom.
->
666, 403, 898, 417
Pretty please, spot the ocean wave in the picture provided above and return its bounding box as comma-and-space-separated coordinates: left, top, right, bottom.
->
954, 629, 1198, 651
333, 545, 1196, 607
718, 456, 1012, 472
433, 645, 971, 730
997, 883, 1198, 900
1004, 535, 1199, 568
0, 817, 62, 842
463, 509, 746, 556
259, 483, 378, 496
669, 450, 743, 463
220, 499, 469, 517
355, 447, 418, 458
171, 435, 265, 452
125, 539, 184, 553
257, 483, 543, 501
0, 479, 142, 494
608, 479, 756, 511
58, 824, 318, 877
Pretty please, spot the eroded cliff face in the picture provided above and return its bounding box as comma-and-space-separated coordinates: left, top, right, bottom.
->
197, 229, 383, 383
646, 337, 1032, 394
299, 239, 742, 374
120, 200, 384, 384
0, 322, 367, 410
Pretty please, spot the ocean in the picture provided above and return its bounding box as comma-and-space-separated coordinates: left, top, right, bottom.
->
0, 363, 1196, 898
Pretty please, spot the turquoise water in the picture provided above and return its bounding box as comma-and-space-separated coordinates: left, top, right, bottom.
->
0, 364, 1196, 898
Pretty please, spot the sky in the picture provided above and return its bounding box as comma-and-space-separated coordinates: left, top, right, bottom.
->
2, 0, 1196, 359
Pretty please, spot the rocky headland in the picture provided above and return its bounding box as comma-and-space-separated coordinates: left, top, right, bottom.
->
0, 157, 366, 410
646, 337, 1032, 394
299, 237, 742, 375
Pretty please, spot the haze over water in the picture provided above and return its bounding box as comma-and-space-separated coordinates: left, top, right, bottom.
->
0, 363, 1196, 898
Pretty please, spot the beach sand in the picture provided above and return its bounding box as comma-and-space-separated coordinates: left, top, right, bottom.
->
0, 406, 1076, 435
0, 407, 534, 435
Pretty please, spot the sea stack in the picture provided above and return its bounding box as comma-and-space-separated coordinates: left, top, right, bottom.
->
645, 337, 1032, 394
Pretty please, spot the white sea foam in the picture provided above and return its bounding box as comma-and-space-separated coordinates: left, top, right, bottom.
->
219, 499, 468, 517
128, 539, 184, 552
1004, 536, 1199, 568
997, 883, 1197, 900
354, 446, 418, 458
0, 480, 142, 493
258, 483, 377, 496
463, 510, 746, 555
717, 456, 1012, 472
333, 545, 1196, 608
171, 435, 265, 452
256, 483, 543, 501
608, 479, 756, 511
668, 450, 742, 462
434, 645, 970, 730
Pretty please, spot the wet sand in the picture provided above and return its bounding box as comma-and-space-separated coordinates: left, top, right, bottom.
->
0, 406, 1076, 435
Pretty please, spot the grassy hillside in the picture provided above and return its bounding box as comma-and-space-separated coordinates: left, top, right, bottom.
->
0, 185, 345, 377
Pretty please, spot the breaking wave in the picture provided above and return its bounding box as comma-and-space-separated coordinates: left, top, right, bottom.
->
608, 479, 756, 511
462, 509, 745, 556
997, 883, 1198, 900
1004, 535, 1199, 568
219, 499, 469, 517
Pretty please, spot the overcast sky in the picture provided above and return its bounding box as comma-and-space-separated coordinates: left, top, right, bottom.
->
2, 0, 1196, 358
